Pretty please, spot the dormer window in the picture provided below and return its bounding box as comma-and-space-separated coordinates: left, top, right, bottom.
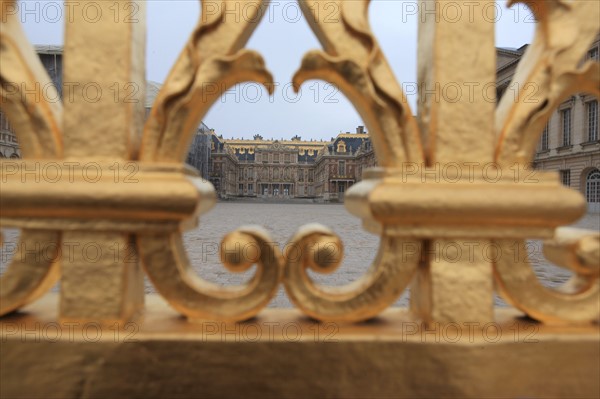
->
337, 141, 346, 153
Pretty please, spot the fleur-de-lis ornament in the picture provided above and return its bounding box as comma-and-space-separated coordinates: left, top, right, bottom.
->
1, 0, 598, 325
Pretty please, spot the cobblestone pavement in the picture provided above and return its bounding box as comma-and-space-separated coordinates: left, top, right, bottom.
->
1, 203, 598, 308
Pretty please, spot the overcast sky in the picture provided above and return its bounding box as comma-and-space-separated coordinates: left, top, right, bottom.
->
20, 0, 534, 140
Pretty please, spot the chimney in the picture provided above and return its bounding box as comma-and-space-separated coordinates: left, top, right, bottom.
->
356, 125, 365, 134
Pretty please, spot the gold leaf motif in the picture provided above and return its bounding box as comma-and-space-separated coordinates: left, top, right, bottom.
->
0, 0, 62, 158
135, 0, 281, 321
141, 0, 274, 162
495, 0, 600, 165
140, 226, 283, 322
494, 229, 599, 324
0, 0, 62, 316
293, 0, 423, 167
283, 224, 421, 322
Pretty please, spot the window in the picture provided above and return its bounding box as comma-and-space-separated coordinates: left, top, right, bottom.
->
0, 111, 11, 131
560, 170, 571, 186
588, 47, 599, 61
298, 169, 304, 182
561, 109, 571, 146
586, 169, 600, 203
284, 153, 290, 163
239, 184, 244, 194
308, 170, 314, 182
248, 183, 254, 194
540, 122, 549, 151
338, 161, 346, 176
273, 153, 279, 163
587, 100, 598, 142
336, 141, 346, 153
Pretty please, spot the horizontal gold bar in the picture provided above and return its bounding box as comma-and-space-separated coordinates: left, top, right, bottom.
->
0, 161, 215, 231
1, 294, 598, 398
346, 169, 585, 238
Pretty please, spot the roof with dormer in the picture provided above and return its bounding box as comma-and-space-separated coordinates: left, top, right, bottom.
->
218, 131, 370, 162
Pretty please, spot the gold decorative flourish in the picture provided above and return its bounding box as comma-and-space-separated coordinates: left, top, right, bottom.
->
492, 0, 599, 324
0, 230, 60, 315
292, 0, 423, 167
0, 0, 62, 158
140, 226, 283, 321
0, 0, 598, 326
284, 0, 426, 322
284, 224, 420, 322
141, 0, 274, 162
136, 0, 281, 321
494, 228, 599, 324
495, 0, 600, 165
0, 0, 62, 316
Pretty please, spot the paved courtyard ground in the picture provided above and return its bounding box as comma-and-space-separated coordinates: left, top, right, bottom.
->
1, 203, 598, 308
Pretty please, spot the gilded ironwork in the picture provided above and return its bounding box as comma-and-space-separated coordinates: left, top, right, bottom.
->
0, 0, 598, 325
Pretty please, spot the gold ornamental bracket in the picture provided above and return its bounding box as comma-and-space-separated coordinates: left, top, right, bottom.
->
495, 0, 600, 165
284, 0, 599, 325
1, 0, 599, 327
0, 161, 214, 232
1, 0, 63, 316
345, 167, 586, 239
1, 0, 283, 323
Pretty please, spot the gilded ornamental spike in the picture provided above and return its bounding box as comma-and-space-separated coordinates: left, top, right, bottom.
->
0, 0, 598, 326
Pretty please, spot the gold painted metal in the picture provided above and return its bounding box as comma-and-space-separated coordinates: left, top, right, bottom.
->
59, 0, 147, 322
284, 223, 421, 322
2, 294, 599, 399
293, 0, 423, 167
490, 0, 600, 324
543, 228, 600, 276
284, 0, 599, 324
0, 0, 62, 315
0, 0, 598, 327
496, 0, 600, 165
1, 0, 282, 322
140, 226, 282, 321
494, 228, 600, 324
140, 0, 274, 162
136, 0, 282, 322
0, 230, 60, 315
1, 162, 210, 231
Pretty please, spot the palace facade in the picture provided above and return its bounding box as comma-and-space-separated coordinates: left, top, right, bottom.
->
207, 127, 376, 201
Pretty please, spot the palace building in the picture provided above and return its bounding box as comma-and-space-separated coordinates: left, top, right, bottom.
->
1, 43, 598, 208
207, 126, 376, 201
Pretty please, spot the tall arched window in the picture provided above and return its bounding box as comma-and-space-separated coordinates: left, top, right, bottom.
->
586, 169, 600, 203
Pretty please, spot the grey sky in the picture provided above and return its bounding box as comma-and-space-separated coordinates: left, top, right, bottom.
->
20, 0, 534, 140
